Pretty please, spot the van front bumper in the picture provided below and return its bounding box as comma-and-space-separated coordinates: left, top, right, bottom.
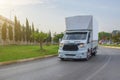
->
58, 49, 88, 59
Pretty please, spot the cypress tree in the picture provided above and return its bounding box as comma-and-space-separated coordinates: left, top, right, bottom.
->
22, 25, 26, 42
32, 23, 35, 42
1, 22, 7, 41
26, 18, 30, 42
17, 21, 22, 41
8, 25, 13, 41
35, 28, 39, 42
14, 16, 19, 42
29, 26, 32, 42
46, 30, 52, 44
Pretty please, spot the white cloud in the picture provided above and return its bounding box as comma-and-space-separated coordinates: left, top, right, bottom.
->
0, 0, 44, 6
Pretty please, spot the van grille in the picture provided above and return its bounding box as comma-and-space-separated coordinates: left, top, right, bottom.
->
63, 44, 78, 51
65, 54, 76, 56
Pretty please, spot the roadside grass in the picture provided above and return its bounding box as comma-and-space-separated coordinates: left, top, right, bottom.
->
0, 45, 58, 62
100, 44, 120, 47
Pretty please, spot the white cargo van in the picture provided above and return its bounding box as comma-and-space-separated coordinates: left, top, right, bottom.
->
58, 15, 98, 60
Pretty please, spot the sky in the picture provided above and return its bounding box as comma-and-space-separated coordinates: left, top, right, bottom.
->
0, 0, 120, 33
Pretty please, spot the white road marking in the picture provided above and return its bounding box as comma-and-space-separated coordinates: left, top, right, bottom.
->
86, 55, 111, 80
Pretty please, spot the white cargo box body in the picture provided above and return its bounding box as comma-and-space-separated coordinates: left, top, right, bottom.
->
65, 15, 98, 41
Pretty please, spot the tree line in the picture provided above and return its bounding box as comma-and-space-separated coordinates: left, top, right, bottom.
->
1, 16, 63, 48
99, 31, 120, 44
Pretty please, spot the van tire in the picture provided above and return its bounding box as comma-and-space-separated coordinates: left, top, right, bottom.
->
92, 50, 97, 56
93, 51, 97, 56
85, 52, 89, 61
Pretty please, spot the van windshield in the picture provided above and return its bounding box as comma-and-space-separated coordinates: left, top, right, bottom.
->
63, 32, 87, 40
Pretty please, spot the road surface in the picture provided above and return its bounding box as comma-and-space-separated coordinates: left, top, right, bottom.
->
0, 47, 120, 80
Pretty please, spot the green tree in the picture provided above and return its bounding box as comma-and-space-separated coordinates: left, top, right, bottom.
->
31, 23, 35, 42
34, 28, 39, 42
21, 25, 26, 42
0, 25, 1, 42
46, 30, 52, 44
29, 26, 32, 42
17, 21, 22, 41
33, 31, 47, 50
36, 28, 39, 33
8, 25, 13, 41
112, 33, 120, 44
98, 32, 111, 40
14, 16, 19, 41
26, 18, 30, 42
53, 32, 64, 43
1, 22, 7, 41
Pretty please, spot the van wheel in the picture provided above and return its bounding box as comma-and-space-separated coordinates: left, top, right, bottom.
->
92, 50, 97, 56
85, 55, 89, 61
85, 52, 89, 61
93, 52, 97, 56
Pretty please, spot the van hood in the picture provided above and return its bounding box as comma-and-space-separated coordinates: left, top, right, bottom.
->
61, 40, 86, 44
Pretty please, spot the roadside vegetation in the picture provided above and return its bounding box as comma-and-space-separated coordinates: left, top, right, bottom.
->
0, 45, 58, 62
100, 44, 120, 47
99, 31, 120, 47
0, 15, 64, 63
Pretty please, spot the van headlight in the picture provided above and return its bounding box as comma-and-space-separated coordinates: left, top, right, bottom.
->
59, 43, 64, 47
79, 43, 85, 48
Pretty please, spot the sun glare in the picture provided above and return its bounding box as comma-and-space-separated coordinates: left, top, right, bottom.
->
0, 0, 7, 5
0, 0, 11, 8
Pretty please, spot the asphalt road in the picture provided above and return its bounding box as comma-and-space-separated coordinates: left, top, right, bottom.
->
0, 47, 120, 80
